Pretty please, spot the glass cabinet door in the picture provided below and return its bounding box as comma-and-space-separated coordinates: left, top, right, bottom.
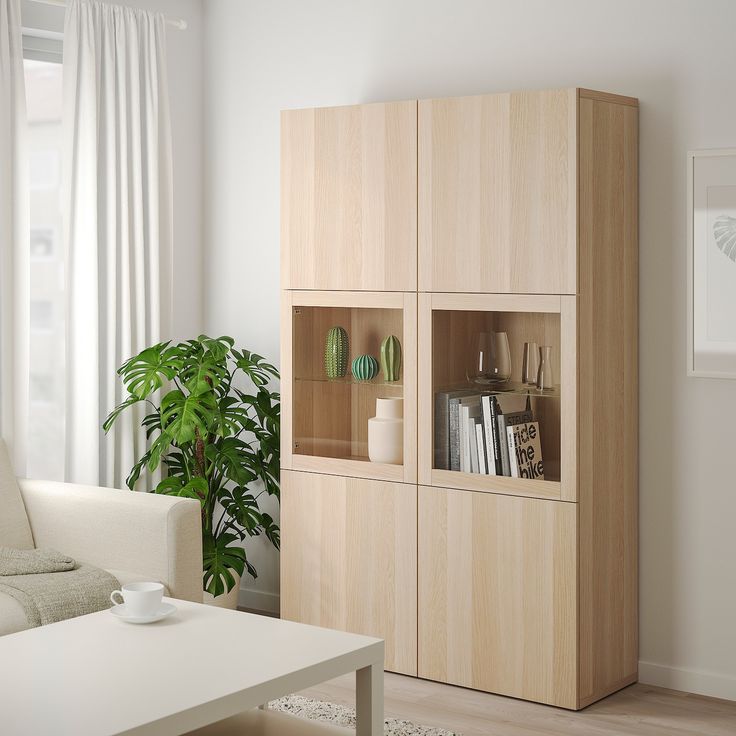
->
419, 293, 576, 501
282, 291, 417, 484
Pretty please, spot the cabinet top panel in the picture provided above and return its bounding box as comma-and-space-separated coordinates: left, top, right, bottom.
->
280, 88, 638, 114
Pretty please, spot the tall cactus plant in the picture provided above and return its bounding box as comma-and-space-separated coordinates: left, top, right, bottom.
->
380, 334, 402, 382
325, 326, 349, 378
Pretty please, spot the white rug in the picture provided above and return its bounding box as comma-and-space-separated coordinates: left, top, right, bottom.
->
272, 694, 460, 735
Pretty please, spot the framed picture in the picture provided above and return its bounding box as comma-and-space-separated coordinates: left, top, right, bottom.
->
687, 148, 736, 379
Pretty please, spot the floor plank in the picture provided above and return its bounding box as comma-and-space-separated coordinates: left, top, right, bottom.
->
297, 673, 736, 736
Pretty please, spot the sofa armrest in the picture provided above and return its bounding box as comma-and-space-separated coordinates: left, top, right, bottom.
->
17, 479, 203, 603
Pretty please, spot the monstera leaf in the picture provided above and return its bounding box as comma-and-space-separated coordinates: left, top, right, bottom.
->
160, 389, 217, 445
714, 215, 736, 261
117, 342, 182, 399
154, 476, 208, 503
203, 532, 248, 597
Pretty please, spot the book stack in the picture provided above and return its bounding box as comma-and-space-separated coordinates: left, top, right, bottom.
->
434, 389, 544, 479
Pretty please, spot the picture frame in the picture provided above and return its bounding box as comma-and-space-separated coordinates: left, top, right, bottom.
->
687, 148, 736, 379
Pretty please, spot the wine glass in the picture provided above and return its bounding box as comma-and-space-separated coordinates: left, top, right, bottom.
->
467, 332, 511, 385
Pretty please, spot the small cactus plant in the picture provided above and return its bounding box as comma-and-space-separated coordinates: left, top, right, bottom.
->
324, 327, 349, 378
351, 354, 379, 381
380, 335, 401, 382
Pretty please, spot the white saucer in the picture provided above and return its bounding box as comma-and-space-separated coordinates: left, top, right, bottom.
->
110, 602, 177, 624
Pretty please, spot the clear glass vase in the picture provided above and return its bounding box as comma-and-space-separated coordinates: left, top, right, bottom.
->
467, 331, 511, 385
522, 341, 539, 385
536, 345, 555, 392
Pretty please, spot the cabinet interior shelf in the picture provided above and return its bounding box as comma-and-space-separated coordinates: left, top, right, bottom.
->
441, 381, 560, 400
295, 375, 403, 388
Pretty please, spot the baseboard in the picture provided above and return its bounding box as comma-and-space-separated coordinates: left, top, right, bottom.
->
238, 587, 280, 616
639, 660, 736, 702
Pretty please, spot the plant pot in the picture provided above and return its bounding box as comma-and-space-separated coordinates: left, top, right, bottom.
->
203, 571, 241, 610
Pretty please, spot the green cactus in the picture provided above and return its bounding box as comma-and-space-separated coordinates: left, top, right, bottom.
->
324, 327, 349, 378
380, 335, 402, 382
351, 354, 379, 381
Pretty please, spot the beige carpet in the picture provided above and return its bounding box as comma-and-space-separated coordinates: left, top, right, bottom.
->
272, 694, 460, 735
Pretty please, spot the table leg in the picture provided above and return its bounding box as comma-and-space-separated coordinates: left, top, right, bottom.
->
356, 663, 383, 736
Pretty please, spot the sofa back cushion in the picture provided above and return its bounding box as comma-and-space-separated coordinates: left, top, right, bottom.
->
0, 440, 34, 549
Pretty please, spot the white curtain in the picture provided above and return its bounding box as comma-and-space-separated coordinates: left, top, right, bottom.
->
63, 0, 172, 489
0, 0, 29, 474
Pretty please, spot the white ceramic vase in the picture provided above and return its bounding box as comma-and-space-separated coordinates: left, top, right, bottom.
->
203, 571, 241, 610
368, 397, 403, 465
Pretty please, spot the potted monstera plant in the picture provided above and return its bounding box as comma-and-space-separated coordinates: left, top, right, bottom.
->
104, 335, 280, 608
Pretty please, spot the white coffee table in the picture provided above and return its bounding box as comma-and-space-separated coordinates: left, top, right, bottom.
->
0, 598, 384, 736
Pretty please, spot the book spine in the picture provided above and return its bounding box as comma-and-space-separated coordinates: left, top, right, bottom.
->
449, 400, 461, 471
475, 420, 487, 474
481, 395, 497, 476
460, 406, 471, 473
507, 425, 519, 477
489, 396, 501, 474
434, 393, 449, 470
468, 416, 479, 473
497, 414, 510, 476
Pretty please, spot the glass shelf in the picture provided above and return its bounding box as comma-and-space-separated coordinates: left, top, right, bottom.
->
441, 380, 559, 399
295, 375, 403, 388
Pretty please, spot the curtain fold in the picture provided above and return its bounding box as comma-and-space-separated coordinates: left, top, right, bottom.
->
0, 0, 29, 474
63, 0, 173, 488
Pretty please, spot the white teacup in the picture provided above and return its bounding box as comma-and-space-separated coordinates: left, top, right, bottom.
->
110, 582, 164, 617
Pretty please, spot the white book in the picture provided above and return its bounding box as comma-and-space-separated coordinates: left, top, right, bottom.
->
459, 397, 481, 473
459, 404, 471, 472
507, 424, 519, 477
468, 416, 479, 473
475, 420, 487, 474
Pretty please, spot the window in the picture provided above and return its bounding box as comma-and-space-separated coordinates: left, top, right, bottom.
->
30, 227, 55, 259
24, 57, 65, 480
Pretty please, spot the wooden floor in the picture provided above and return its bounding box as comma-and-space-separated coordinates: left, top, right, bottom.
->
298, 672, 736, 736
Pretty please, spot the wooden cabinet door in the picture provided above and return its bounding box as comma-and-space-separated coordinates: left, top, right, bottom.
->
280, 471, 417, 675
418, 485, 577, 708
281, 101, 417, 291
419, 89, 577, 294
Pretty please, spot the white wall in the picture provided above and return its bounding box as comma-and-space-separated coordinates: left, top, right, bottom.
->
203, 0, 736, 700
21, 0, 205, 339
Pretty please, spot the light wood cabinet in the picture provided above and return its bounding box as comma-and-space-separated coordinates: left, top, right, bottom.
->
418, 89, 577, 294
418, 485, 577, 708
280, 470, 417, 676
281, 101, 417, 291
280, 87, 638, 710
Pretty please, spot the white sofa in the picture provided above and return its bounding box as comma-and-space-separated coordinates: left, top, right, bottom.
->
0, 439, 202, 636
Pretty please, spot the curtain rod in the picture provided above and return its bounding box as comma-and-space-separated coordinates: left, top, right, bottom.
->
25, 0, 188, 30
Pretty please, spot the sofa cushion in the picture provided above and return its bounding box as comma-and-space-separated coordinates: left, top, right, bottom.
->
0, 440, 34, 550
